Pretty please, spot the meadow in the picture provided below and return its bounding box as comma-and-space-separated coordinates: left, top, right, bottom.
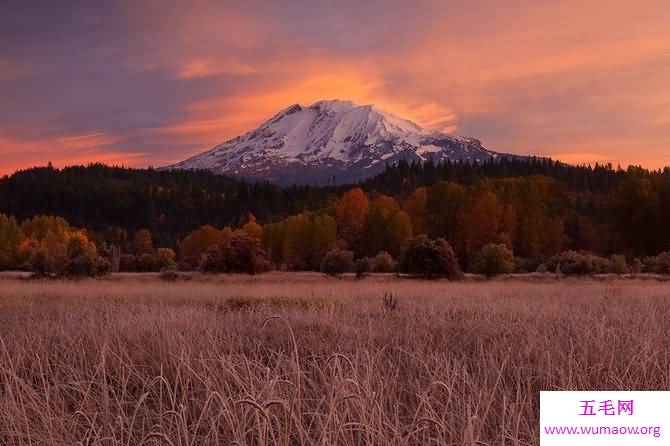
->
1, 273, 669, 445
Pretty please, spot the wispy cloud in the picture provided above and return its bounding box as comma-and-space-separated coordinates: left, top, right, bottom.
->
175, 60, 257, 79
0, 131, 149, 176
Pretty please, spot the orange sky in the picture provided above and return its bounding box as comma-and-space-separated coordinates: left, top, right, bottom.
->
1, 0, 669, 176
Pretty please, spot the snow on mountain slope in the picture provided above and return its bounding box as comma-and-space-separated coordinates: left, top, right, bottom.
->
168, 99, 516, 185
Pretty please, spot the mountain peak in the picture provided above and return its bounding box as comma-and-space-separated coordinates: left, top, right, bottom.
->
308, 99, 357, 111
282, 103, 303, 114
168, 99, 515, 185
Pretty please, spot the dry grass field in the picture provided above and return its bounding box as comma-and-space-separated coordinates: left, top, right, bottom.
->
1, 273, 669, 445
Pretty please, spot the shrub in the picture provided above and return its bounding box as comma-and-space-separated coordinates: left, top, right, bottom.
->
62, 252, 112, 278
156, 248, 177, 270
136, 253, 158, 272
547, 253, 627, 275
66, 232, 96, 260
547, 251, 615, 276
354, 257, 371, 278
547, 251, 592, 275
609, 255, 629, 274
515, 257, 542, 274
372, 251, 396, 273
472, 243, 514, 277
631, 258, 644, 274
29, 246, 52, 277
63, 253, 95, 278
654, 252, 670, 274
320, 248, 354, 276
398, 235, 461, 279
119, 254, 138, 272
92, 256, 113, 276
590, 255, 612, 274
199, 245, 224, 273
97, 243, 120, 272
643, 252, 670, 274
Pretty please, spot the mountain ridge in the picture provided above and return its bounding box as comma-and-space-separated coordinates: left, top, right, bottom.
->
168, 99, 519, 185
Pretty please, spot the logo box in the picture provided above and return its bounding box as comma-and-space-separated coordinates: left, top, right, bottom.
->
540, 391, 669, 445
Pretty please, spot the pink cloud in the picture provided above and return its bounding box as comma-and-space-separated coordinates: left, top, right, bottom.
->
2, 0, 670, 173
0, 133, 148, 176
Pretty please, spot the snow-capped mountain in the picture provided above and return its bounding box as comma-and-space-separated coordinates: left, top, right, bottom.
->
168, 99, 517, 185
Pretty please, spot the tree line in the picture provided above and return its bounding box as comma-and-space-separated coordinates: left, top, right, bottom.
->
0, 159, 669, 277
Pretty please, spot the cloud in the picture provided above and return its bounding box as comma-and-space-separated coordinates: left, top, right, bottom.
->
0, 132, 148, 176
176, 60, 257, 79
1, 0, 669, 173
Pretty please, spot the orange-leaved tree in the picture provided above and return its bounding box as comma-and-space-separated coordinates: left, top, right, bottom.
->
336, 188, 369, 249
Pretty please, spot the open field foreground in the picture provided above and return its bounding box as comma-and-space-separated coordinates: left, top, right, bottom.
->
1, 274, 670, 445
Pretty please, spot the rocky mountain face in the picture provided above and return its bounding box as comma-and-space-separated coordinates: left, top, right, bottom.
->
168, 99, 518, 185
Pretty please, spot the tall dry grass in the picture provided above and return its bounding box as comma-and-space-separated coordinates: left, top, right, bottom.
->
0, 274, 669, 445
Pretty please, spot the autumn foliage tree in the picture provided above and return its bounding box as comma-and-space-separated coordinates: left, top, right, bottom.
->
156, 248, 177, 270
6, 215, 110, 277
0, 214, 22, 270
336, 188, 369, 250
224, 232, 270, 274
404, 187, 428, 235
133, 229, 154, 256
200, 231, 269, 274
263, 212, 336, 270
6, 159, 670, 277
425, 182, 467, 251
17, 216, 72, 274
4, 161, 670, 266
63, 232, 104, 277
241, 214, 263, 240
179, 225, 233, 269
364, 195, 412, 257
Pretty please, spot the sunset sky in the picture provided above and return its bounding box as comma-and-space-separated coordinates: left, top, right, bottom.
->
1, 0, 669, 176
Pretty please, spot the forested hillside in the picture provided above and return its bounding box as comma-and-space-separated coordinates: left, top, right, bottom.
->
0, 164, 334, 247
1, 159, 669, 275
